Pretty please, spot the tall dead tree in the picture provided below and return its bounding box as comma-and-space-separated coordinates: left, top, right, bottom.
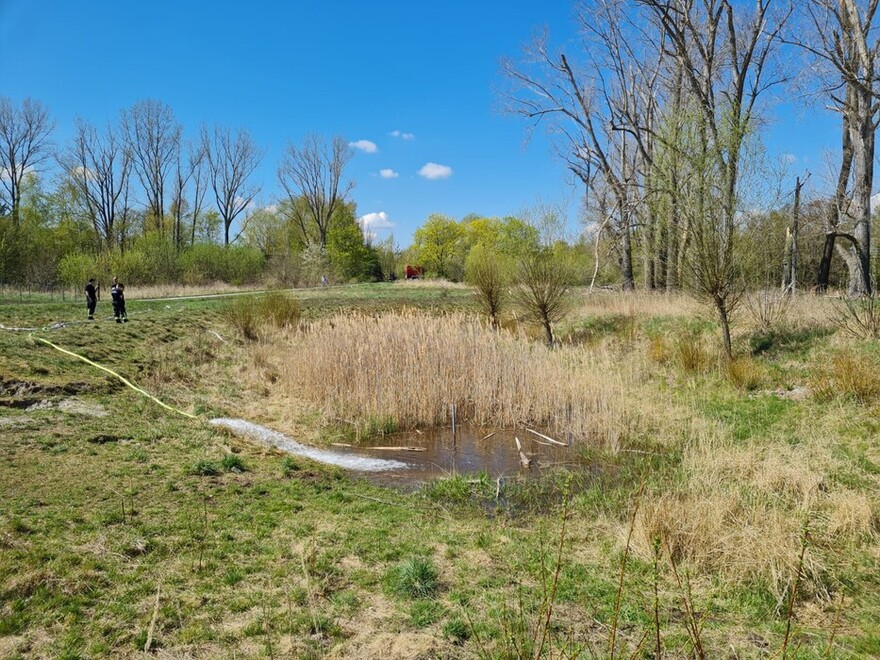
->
121, 99, 181, 235
0, 97, 54, 226
202, 125, 264, 246
277, 134, 354, 249
504, 0, 668, 291
794, 0, 879, 295
61, 118, 131, 248
782, 174, 808, 292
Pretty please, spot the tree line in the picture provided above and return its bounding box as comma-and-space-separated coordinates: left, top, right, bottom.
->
500, 0, 880, 353
0, 97, 382, 288
3, 0, 879, 331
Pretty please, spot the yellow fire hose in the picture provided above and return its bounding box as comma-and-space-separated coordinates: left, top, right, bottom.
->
31, 335, 199, 420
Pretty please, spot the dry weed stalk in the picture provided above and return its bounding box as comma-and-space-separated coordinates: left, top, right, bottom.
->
745, 289, 791, 331
832, 295, 880, 340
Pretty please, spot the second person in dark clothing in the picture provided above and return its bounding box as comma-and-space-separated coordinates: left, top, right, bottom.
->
111, 282, 128, 323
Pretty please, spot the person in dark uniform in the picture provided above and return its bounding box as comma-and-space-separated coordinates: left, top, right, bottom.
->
85, 278, 97, 320
112, 282, 128, 323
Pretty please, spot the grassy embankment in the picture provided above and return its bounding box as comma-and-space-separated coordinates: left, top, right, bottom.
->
1, 281, 878, 658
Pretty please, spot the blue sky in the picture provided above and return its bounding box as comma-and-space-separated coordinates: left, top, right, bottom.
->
0, 0, 844, 246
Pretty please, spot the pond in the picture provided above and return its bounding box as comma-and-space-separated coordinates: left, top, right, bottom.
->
211, 419, 585, 487
328, 424, 584, 488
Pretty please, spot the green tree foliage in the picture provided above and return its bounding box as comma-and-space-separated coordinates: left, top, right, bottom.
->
177, 244, 265, 285
463, 214, 540, 258
326, 204, 381, 282
465, 243, 511, 328
412, 213, 467, 280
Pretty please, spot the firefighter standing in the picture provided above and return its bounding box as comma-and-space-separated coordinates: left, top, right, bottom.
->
85, 278, 97, 320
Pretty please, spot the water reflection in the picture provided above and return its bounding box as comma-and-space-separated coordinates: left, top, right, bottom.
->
338, 424, 582, 487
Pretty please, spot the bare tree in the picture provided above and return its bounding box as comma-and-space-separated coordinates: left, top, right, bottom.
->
188, 144, 208, 247
503, 1, 666, 291
512, 250, 573, 346
639, 0, 790, 357
791, 0, 880, 295
121, 99, 181, 234
277, 134, 354, 249
0, 97, 54, 225
202, 125, 264, 246
60, 118, 131, 248
169, 140, 208, 250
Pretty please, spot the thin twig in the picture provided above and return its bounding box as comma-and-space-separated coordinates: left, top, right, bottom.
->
144, 585, 161, 653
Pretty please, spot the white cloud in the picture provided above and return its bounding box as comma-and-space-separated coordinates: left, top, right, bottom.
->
418, 162, 453, 180
350, 139, 378, 153
379, 168, 399, 179
0, 164, 33, 181
782, 153, 797, 164
390, 130, 415, 140
358, 211, 394, 230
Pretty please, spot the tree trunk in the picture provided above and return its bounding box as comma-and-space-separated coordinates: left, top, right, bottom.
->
782, 176, 803, 292
620, 210, 635, 291
644, 210, 656, 291
542, 318, 554, 347
715, 296, 732, 359
847, 89, 874, 296
817, 233, 836, 293
791, 176, 801, 294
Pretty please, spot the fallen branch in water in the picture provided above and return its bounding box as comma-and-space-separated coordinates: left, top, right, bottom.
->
526, 428, 566, 446
515, 437, 532, 468
331, 443, 426, 452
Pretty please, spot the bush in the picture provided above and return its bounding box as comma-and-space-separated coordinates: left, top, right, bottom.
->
465, 244, 510, 328
745, 289, 791, 331
386, 556, 440, 599
178, 244, 265, 285
832, 295, 880, 340
224, 297, 261, 340
190, 459, 220, 476
220, 454, 246, 472
57, 253, 98, 288
223, 291, 302, 339
259, 291, 301, 328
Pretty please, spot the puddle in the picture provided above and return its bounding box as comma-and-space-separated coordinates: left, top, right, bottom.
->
210, 418, 583, 486
336, 424, 583, 488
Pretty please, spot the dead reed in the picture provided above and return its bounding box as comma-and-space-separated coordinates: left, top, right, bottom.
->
281, 311, 665, 449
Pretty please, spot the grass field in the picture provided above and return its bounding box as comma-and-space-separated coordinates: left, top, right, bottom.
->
0, 282, 878, 658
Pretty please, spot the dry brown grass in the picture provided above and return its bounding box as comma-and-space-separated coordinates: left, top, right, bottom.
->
281, 311, 672, 449
631, 428, 876, 597
124, 282, 266, 300
571, 290, 702, 320
810, 351, 880, 404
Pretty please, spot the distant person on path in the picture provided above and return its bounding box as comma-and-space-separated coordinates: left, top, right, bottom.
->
321, 274, 328, 287
112, 282, 128, 323
85, 278, 97, 320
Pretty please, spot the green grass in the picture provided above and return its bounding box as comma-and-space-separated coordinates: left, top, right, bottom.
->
0, 283, 877, 657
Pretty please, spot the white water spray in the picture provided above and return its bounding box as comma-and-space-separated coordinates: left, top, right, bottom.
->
209, 418, 408, 472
